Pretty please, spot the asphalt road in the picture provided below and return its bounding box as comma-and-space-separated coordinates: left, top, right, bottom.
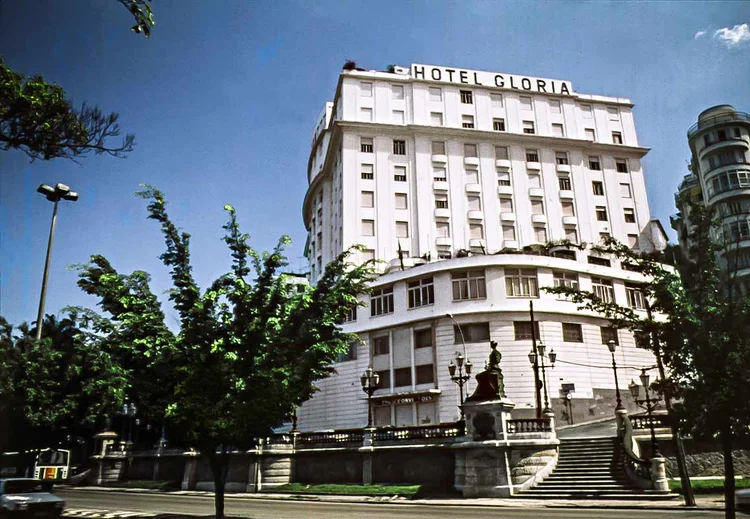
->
57, 489, 726, 519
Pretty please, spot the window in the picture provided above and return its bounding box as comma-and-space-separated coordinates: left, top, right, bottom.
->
612, 131, 623, 144
565, 227, 578, 243
430, 142, 446, 156
462, 115, 475, 128
362, 249, 375, 262
435, 195, 449, 209
466, 169, 479, 184
361, 138, 373, 153
394, 367, 412, 388
493, 118, 506, 131
452, 270, 487, 300
337, 341, 358, 362
415, 328, 433, 349
429, 87, 442, 101
502, 225, 516, 240
344, 307, 357, 323
561, 201, 575, 216
531, 199, 545, 215
436, 221, 450, 237
634, 331, 650, 350
599, 232, 611, 242
360, 164, 375, 181
591, 277, 615, 303
523, 121, 536, 134
596, 206, 608, 221
581, 104, 593, 118
498, 171, 511, 186
408, 277, 434, 308
361, 82, 373, 97
454, 323, 490, 344
464, 143, 478, 157
562, 323, 583, 342
393, 140, 406, 155
376, 370, 390, 390
430, 112, 444, 126
393, 110, 405, 124
392, 84, 404, 99
626, 284, 645, 309
589, 156, 601, 170
553, 271, 579, 290
505, 268, 539, 297
395, 193, 408, 209
588, 255, 611, 267
372, 336, 390, 355
559, 177, 572, 190
555, 152, 569, 165
394, 165, 407, 182
550, 100, 562, 114
592, 181, 604, 196
495, 146, 509, 160
528, 175, 542, 189
361, 191, 374, 208
616, 159, 629, 173
534, 226, 547, 243
491, 93, 504, 107
370, 287, 394, 316
469, 223, 484, 239
526, 149, 539, 162
628, 234, 639, 248
396, 221, 409, 238
467, 195, 481, 210
520, 96, 533, 110
514, 321, 540, 340
499, 197, 513, 212
416, 365, 434, 385
585, 128, 596, 141
607, 107, 620, 121
460, 90, 473, 104
620, 183, 632, 198
362, 219, 375, 236
552, 123, 565, 137
361, 107, 373, 121
624, 208, 636, 223
601, 326, 619, 345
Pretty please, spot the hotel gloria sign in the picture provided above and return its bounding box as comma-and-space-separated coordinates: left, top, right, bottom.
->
411, 64, 573, 96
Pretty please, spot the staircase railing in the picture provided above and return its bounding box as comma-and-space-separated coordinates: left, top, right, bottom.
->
616, 411, 654, 490
506, 418, 552, 434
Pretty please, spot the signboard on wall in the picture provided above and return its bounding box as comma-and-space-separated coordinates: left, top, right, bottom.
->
411, 64, 573, 95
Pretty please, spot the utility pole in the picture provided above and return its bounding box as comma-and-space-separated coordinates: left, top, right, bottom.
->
529, 301, 542, 419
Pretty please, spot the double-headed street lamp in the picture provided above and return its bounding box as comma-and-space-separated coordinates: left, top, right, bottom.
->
35, 183, 78, 341
448, 353, 473, 418
607, 340, 624, 411
629, 370, 661, 458
360, 367, 379, 428
528, 341, 556, 414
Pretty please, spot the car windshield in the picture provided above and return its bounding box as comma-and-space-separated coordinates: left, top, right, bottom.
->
3, 480, 45, 494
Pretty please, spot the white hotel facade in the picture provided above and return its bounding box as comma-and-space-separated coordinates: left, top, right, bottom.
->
298, 63, 663, 431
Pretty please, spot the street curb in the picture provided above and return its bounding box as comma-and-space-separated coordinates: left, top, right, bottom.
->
59, 486, 722, 511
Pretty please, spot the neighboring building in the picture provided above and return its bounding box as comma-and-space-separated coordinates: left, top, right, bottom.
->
298, 62, 663, 431
672, 105, 750, 290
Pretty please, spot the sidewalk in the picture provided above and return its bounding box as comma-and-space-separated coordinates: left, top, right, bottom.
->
62, 486, 727, 511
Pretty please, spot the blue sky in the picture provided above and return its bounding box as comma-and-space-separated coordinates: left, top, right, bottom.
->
1, 0, 749, 328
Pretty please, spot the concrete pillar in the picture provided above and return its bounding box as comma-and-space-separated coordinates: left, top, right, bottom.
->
361, 428, 374, 485
651, 456, 669, 492
181, 455, 198, 490
246, 451, 260, 493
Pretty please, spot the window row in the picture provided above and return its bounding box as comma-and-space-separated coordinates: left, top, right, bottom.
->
706, 169, 750, 198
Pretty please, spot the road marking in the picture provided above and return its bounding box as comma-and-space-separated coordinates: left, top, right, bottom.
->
64, 509, 157, 518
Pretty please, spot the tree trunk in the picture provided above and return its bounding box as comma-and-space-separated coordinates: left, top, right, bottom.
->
208, 447, 229, 519
722, 427, 735, 519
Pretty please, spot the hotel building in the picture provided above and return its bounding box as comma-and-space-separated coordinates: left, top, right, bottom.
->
298, 63, 664, 431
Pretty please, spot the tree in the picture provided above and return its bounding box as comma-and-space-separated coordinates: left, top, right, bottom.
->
117, 0, 155, 37
543, 202, 750, 519
74, 186, 375, 518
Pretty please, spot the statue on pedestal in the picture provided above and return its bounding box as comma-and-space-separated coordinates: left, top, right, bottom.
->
466, 340, 505, 402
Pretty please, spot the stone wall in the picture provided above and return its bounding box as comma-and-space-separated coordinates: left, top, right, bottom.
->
636, 437, 750, 477
294, 451, 362, 484
371, 449, 454, 488
509, 447, 558, 486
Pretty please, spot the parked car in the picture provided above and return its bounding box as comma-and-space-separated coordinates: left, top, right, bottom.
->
0, 478, 65, 518
738, 488, 750, 514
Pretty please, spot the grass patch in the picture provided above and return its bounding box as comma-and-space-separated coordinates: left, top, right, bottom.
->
265, 483, 422, 496
670, 478, 750, 494
107, 480, 180, 491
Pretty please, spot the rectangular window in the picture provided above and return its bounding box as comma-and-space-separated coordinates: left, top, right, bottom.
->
393, 140, 406, 155
361, 107, 373, 121
361, 138, 373, 153
452, 270, 487, 301
592, 181, 604, 196
495, 146, 509, 160
552, 123, 565, 137
491, 93, 504, 107
432, 141, 446, 155
624, 208, 636, 223
561, 201, 575, 216
534, 226, 547, 243
376, 370, 390, 390
436, 221, 450, 237
391, 84, 404, 99
393, 110, 405, 124
612, 131, 623, 144
588, 255, 611, 267
394, 367, 412, 388
607, 107, 620, 121
499, 197, 513, 212
620, 183, 632, 198
585, 128, 596, 141
435, 195, 449, 209
454, 323, 490, 344
565, 227, 579, 243
467, 195, 482, 210
555, 152, 569, 165
469, 223, 484, 239
505, 268, 539, 297
372, 336, 390, 355
553, 271, 579, 290
394, 165, 407, 182
520, 96, 533, 110
591, 277, 615, 303
498, 171, 511, 186
466, 169, 479, 184
493, 118, 506, 131
628, 234, 639, 248
343, 307, 357, 323
361, 82, 373, 97
429, 87, 442, 101
460, 90, 474, 104
514, 321, 540, 340
408, 277, 434, 308
581, 104, 593, 118
396, 221, 409, 238
626, 284, 645, 309
601, 326, 619, 345
362, 219, 375, 236
523, 121, 536, 134
362, 248, 375, 262
464, 143, 478, 157
616, 159, 629, 173
589, 156, 601, 170
596, 206, 608, 221
562, 323, 583, 342
503, 224, 516, 240
531, 199, 545, 215
337, 341, 358, 362
395, 193, 408, 209
414, 328, 433, 349
361, 163, 374, 180
599, 232, 611, 242
430, 112, 444, 126
462, 115, 475, 128
361, 191, 374, 208
415, 364, 434, 385
550, 99, 562, 114
370, 287, 394, 317
526, 149, 539, 162
559, 177, 572, 190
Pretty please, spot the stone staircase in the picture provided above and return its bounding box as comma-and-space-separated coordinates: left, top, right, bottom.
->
519, 437, 674, 499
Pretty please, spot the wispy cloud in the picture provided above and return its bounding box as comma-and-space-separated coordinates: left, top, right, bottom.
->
713, 23, 750, 48
694, 30, 706, 39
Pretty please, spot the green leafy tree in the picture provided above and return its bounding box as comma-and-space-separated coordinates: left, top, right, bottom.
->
74, 186, 374, 518
117, 0, 155, 37
543, 202, 750, 519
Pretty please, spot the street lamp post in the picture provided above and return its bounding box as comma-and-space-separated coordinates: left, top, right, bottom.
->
122, 402, 137, 447
448, 353, 473, 418
607, 340, 624, 410
360, 367, 379, 428
528, 341, 556, 414
629, 370, 661, 458
34, 183, 78, 340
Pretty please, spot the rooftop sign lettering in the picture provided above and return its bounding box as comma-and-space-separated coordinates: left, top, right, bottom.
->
411, 64, 573, 96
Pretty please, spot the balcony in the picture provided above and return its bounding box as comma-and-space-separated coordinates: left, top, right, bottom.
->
432, 154, 448, 164
464, 157, 480, 167
434, 208, 451, 218
467, 210, 484, 220
700, 139, 750, 160
465, 183, 482, 194
496, 159, 512, 169
500, 212, 516, 222
433, 180, 449, 192
497, 185, 514, 196
526, 161, 542, 171
556, 163, 571, 173
562, 215, 578, 226
435, 237, 452, 247
688, 110, 750, 138
559, 189, 575, 200
528, 187, 544, 198
531, 214, 547, 224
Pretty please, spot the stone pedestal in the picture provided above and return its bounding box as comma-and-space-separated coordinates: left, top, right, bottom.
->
651, 456, 669, 492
